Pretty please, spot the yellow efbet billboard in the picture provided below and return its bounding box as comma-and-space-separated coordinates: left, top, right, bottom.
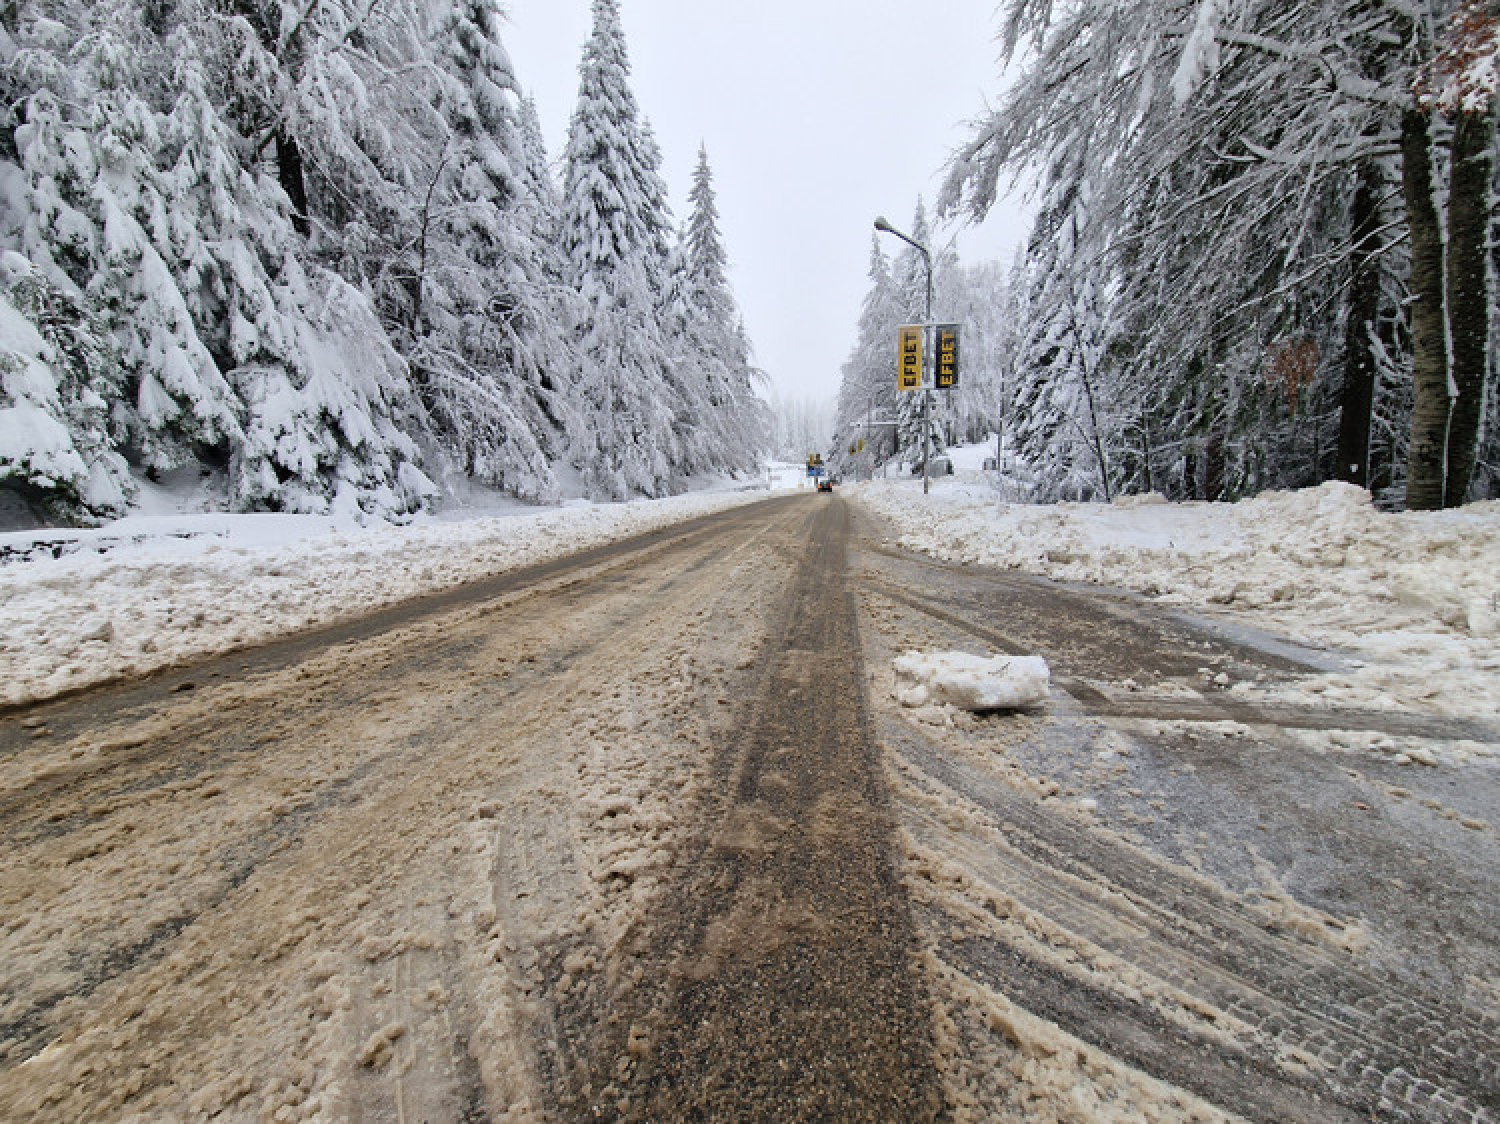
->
935, 323, 960, 388
898, 325, 923, 391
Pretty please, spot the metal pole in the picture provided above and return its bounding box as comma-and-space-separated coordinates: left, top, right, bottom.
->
921, 367, 931, 496
997, 368, 1005, 480
921, 249, 933, 497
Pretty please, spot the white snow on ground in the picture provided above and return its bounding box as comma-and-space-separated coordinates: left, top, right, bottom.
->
894, 649, 1051, 710
854, 451, 1500, 729
0, 483, 781, 708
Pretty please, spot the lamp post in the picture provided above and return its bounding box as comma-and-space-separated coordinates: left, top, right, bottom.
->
874, 216, 935, 495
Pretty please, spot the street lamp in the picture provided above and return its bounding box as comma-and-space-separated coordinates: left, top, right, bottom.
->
874, 216, 935, 495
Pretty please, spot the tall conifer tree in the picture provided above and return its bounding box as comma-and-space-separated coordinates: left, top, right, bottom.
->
674, 145, 767, 474
561, 0, 682, 498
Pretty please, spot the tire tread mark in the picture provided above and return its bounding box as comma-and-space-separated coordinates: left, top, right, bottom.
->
886, 719, 1499, 1121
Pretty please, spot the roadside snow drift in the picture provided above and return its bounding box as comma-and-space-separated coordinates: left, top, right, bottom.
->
855, 471, 1500, 725
894, 650, 1051, 710
0, 490, 766, 708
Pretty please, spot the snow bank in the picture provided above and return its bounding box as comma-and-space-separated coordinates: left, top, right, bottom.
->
894, 650, 1051, 710
855, 471, 1500, 725
0, 489, 767, 707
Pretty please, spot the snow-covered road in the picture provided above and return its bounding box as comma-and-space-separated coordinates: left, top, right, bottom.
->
3, 492, 1496, 1120
0, 487, 770, 709
855, 526, 1499, 1120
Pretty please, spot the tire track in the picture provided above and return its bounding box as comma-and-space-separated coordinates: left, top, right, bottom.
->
887, 718, 1498, 1120
583, 498, 944, 1121
0, 497, 804, 1120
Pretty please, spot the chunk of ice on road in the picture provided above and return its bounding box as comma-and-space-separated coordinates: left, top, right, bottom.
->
893, 650, 1051, 710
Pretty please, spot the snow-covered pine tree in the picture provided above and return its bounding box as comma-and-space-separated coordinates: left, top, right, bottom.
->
1005, 184, 1126, 501
671, 145, 768, 475
154, 1, 430, 516
13, 11, 244, 481
1, 9, 133, 523
0, 255, 132, 522
515, 96, 559, 245
395, 0, 578, 504
561, 0, 684, 499
2, 0, 436, 520
833, 235, 901, 477
512, 93, 574, 310
154, 25, 398, 513
941, 259, 1009, 450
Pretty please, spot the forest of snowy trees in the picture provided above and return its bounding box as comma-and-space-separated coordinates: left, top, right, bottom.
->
832, 202, 1015, 479
839, 0, 1499, 509
0, 0, 768, 525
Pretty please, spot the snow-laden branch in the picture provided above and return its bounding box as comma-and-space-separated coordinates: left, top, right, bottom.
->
1213, 29, 1406, 108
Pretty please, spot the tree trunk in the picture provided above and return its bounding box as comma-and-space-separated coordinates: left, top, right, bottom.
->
1401, 106, 1452, 510
1138, 413, 1155, 494
1337, 158, 1383, 488
1204, 421, 1227, 500
1078, 368, 1111, 502
276, 130, 310, 237
1443, 103, 1495, 506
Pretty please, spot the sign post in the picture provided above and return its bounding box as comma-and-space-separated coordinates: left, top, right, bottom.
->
895, 323, 961, 493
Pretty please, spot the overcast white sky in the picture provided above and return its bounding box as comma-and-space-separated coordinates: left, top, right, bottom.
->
501, 0, 1032, 406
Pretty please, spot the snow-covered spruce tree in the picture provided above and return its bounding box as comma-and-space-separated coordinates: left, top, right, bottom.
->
390, 0, 578, 504
163, 2, 429, 516
832, 235, 901, 477
216, 0, 578, 508
0, 255, 132, 522
668, 145, 768, 475
561, 0, 684, 499
931, 256, 1004, 450
154, 26, 426, 515
1006, 184, 1131, 502
513, 93, 574, 298
1, 13, 134, 523
9, 11, 244, 483
1, 0, 436, 519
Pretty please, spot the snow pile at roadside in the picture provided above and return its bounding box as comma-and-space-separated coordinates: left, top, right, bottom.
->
855, 475, 1500, 723
894, 650, 1051, 710
0, 490, 765, 708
